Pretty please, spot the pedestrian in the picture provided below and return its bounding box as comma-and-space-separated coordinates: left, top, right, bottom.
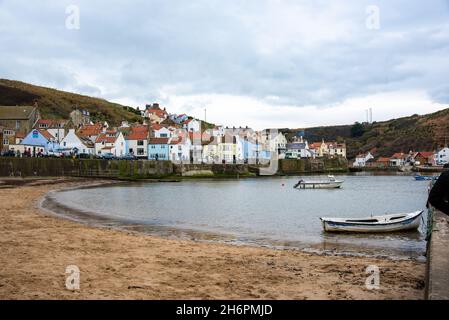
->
427, 164, 449, 216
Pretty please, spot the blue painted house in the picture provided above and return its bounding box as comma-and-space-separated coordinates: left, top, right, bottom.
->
21, 129, 60, 156
148, 137, 169, 160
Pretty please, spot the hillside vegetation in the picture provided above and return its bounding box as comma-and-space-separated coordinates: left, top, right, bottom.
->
283, 108, 449, 159
0, 79, 141, 125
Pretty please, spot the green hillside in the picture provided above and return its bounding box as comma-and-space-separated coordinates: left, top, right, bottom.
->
0, 79, 142, 125
283, 108, 449, 159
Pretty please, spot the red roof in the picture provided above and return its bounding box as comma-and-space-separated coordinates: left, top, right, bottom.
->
391, 152, 407, 159
39, 129, 55, 140
96, 132, 117, 144
377, 157, 390, 162
78, 123, 103, 137
149, 137, 169, 144
151, 123, 163, 131
414, 152, 434, 158
127, 131, 148, 140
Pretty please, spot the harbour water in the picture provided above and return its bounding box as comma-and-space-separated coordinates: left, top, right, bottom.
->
48, 175, 431, 259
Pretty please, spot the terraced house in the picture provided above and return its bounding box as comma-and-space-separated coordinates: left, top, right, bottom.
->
0, 104, 41, 134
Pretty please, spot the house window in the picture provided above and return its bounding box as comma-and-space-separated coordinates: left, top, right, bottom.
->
137, 140, 144, 146
137, 148, 144, 155
3, 139, 9, 145
160, 133, 167, 137
4, 130, 13, 136
63, 142, 66, 146
16, 120, 20, 129
129, 148, 134, 153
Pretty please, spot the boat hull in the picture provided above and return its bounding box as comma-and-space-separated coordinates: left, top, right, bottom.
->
321, 211, 423, 233
294, 181, 343, 189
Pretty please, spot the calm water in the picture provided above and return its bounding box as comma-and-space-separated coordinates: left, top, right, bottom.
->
50, 175, 431, 258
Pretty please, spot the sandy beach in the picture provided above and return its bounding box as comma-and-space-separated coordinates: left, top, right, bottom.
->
0, 178, 425, 299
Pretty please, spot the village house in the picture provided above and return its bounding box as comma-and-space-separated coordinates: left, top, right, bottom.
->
183, 118, 201, 132
285, 142, 313, 159
412, 152, 435, 166
34, 119, 71, 143
69, 109, 91, 128
389, 152, 407, 167
327, 142, 347, 158
20, 128, 59, 156
0, 127, 3, 151
60, 129, 95, 155
151, 123, 172, 138
144, 103, 168, 123
376, 157, 391, 168
126, 125, 150, 158
94, 130, 126, 157
202, 138, 219, 163
168, 136, 191, 162
435, 147, 449, 165
77, 123, 104, 143
352, 152, 374, 167
148, 137, 170, 160
0, 104, 41, 135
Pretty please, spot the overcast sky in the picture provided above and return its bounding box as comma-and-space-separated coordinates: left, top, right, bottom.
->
1, 0, 449, 129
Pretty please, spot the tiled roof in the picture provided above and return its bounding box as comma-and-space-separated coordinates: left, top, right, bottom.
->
149, 137, 169, 144
35, 119, 69, 128
391, 152, 406, 159
377, 157, 390, 162
77, 123, 103, 137
40, 129, 55, 140
95, 132, 117, 144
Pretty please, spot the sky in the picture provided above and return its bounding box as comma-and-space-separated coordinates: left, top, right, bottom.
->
1, 0, 449, 130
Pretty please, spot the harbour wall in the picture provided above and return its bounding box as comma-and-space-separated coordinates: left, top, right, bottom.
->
278, 157, 348, 175
426, 208, 449, 300
0, 157, 348, 178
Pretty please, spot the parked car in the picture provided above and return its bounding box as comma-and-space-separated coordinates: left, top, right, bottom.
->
1, 150, 16, 157
78, 153, 92, 159
120, 153, 137, 160
101, 152, 116, 160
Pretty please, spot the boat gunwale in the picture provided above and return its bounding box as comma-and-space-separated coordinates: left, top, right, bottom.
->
320, 210, 423, 227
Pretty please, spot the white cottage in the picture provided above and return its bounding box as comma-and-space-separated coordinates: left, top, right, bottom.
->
60, 129, 95, 155
352, 152, 374, 167
95, 131, 126, 157
435, 147, 449, 165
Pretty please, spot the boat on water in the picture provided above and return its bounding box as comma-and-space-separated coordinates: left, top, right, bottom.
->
414, 174, 438, 181
293, 175, 344, 189
320, 210, 423, 233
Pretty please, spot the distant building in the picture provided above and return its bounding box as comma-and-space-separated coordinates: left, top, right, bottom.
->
94, 130, 126, 157
0, 104, 41, 135
389, 153, 407, 167
435, 147, 449, 165
352, 152, 374, 167
144, 103, 168, 124
412, 152, 435, 166
69, 109, 91, 128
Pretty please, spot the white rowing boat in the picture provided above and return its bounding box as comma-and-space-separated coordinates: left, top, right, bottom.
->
320, 210, 423, 233
293, 175, 344, 189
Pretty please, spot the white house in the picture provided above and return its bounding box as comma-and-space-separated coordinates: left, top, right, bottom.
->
152, 124, 172, 138
95, 131, 126, 157
126, 126, 149, 158
352, 152, 374, 167
183, 118, 201, 132
389, 152, 408, 167
60, 129, 95, 155
285, 142, 312, 159
35, 119, 70, 143
435, 147, 449, 165
168, 136, 191, 163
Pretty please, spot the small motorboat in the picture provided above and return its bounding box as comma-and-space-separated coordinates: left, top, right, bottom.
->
320, 210, 423, 233
414, 174, 438, 181
293, 175, 344, 189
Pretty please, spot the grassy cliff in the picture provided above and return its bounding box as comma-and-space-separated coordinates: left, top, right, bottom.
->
0, 79, 142, 125
283, 108, 449, 159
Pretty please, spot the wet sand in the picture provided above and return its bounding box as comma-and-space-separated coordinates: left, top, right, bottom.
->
0, 178, 425, 299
